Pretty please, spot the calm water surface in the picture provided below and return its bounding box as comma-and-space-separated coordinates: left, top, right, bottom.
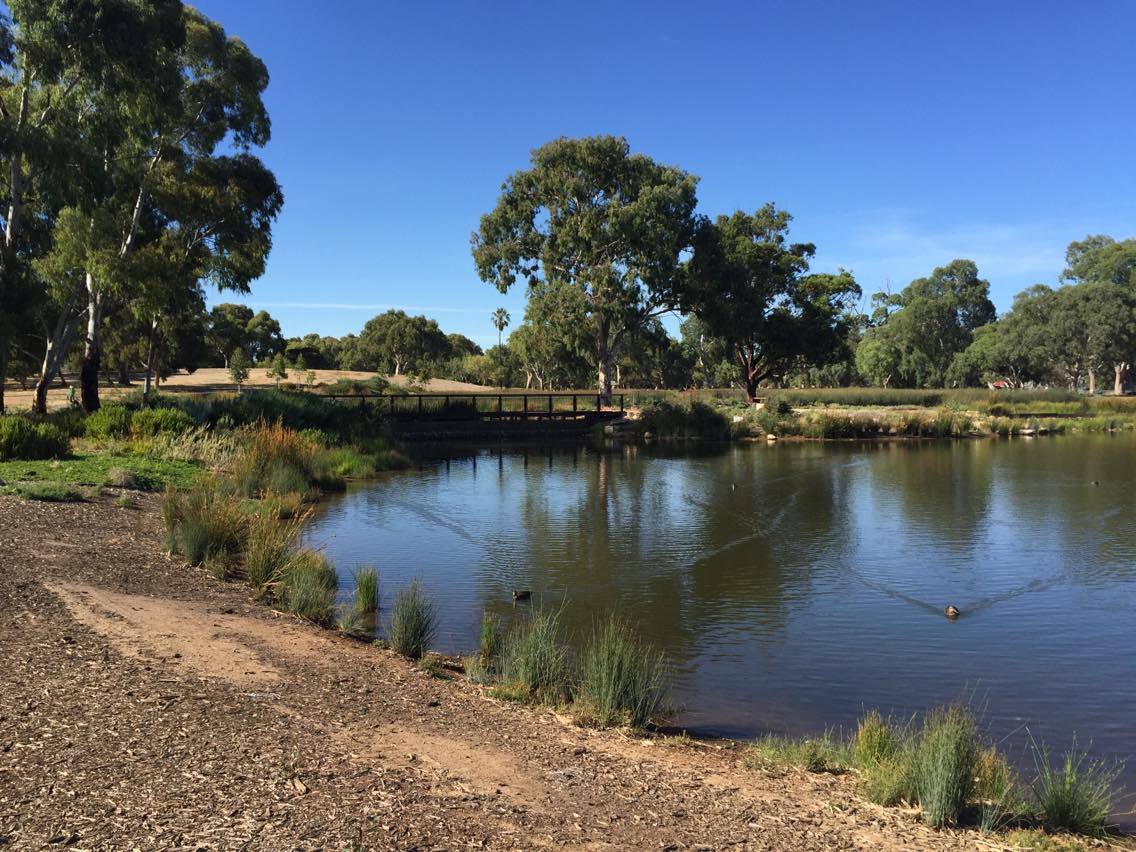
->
305, 436, 1136, 821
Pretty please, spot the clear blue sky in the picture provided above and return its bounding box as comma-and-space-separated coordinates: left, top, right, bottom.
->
194, 0, 1136, 347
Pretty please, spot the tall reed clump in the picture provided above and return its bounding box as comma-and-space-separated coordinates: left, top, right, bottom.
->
245, 509, 306, 593
353, 566, 378, 614
162, 482, 247, 568
499, 608, 573, 704
281, 549, 337, 625
576, 615, 670, 729
388, 580, 436, 660
910, 705, 981, 828
1028, 738, 1122, 836
231, 421, 318, 498
479, 611, 503, 667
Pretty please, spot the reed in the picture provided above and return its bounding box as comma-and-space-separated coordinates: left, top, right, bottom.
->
388, 580, 436, 660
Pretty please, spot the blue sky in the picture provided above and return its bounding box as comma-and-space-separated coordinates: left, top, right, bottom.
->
194, 0, 1136, 347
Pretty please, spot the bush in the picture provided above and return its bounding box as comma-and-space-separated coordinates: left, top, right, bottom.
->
500, 608, 573, 704
910, 706, 980, 828
231, 422, 315, 497
1029, 739, 1122, 837
104, 467, 139, 489
576, 615, 669, 728
0, 416, 69, 460
282, 549, 337, 624
636, 400, 730, 441
388, 580, 436, 660
353, 566, 378, 614
130, 407, 196, 437
84, 405, 133, 439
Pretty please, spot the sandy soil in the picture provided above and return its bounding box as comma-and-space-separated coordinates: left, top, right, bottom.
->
2, 369, 490, 411
0, 494, 1086, 850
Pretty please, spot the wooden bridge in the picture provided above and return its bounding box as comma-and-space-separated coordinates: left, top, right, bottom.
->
322, 392, 628, 437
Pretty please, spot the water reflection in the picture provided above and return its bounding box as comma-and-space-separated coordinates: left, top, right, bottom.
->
304, 436, 1136, 821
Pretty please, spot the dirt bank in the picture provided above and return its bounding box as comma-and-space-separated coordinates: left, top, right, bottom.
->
0, 495, 1069, 849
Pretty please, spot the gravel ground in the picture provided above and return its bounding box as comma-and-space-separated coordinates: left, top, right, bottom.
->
0, 493, 1112, 851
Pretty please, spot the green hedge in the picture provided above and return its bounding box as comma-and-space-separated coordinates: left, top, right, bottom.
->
0, 416, 70, 460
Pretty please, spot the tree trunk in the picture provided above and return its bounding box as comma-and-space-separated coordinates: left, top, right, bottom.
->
1088, 367, 1096, 396
0, 354, 6, 414
34, 304, 81, 415
143, 316, 158, 402
117, 362, 131, 386
1116, 363, 1127, 396
80, 274, 102, 413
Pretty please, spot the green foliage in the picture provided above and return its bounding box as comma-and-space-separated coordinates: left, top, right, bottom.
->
13, 482, 84, 502
910, 706, 980, 828
479, 611, 503, 667
749, 732, 852, 774
1029, 739, 1122, 837
388, 580, 436, 660
0, 416, 69, 460
228, 347, 252, 388
282, 550, 337, 625
855, 710, 900, 769
636, 399, 731, 440
245, 511, 304, 593
499, 608, 573, 704
0, 454, 200, 492
84, 406, 134, 440
576, 616, 670, 729
353, 566, 378, 615
130, 407, 196, 437
164, 483, 248, 566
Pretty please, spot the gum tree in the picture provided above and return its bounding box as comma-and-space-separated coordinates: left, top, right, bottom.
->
472, 135, 700, 403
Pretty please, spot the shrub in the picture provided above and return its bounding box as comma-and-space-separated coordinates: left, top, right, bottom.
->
282, 549, 337, 625
910, 706, 980, 828
388, 580, 436, 660
130, 407, 196, 437
15, 482, 83, 502
1029, 738, 1122, 837
576, 615, 669, 729
85, 405, 133, 439
105, 467, 139, 489
636, 399, 730, 441
353, 566, 378, 614
499, 608, 573, 704
231, 422, 315, 498
0, 416, 69, 460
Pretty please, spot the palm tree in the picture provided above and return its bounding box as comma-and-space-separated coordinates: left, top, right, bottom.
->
492, 307, 511, 346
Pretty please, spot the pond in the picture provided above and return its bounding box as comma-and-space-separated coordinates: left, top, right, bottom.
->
304, 436, 1136, 822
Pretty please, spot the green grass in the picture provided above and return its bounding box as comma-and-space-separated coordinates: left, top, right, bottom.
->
353, 566, 378, 614
499, 608, 573, 705
910, 705, 980, 828
575, 615, 670, 729
0, 454, 201, 491
164, 484, 248, 566
1029, 739, 1122, 837
388, 580, 436, 660
11, 481, 85, 502
749, 731, 853, 774
282, 549, 338, 625
479, 611, 503, 668
245, 511, 303, 593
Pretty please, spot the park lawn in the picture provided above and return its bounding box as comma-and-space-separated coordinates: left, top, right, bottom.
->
0, 454, 202, 492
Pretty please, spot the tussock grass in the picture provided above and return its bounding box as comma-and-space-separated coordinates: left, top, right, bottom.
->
463, 653, 493, 684
281, 549, 337, 625
575, 615, 669, 729
910, 705, 980, 828
854, 710, 900, 769
14, 481, 84, 502
104, 467, 139, 489
479, 611, 503, 667
388, 580, 436, 660
161, 482, 247, 565
749, 731, 852, 774
499, 607, 573, 704
231, 421, 317, 498
353, 566, 378, 614
1029, 738, 1122, 837
245, 510, 305, 593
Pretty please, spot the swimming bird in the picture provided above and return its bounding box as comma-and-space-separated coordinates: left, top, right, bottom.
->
944, 605, 960, 620
512, 590, 531, 605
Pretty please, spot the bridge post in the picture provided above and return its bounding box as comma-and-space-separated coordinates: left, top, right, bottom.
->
417, 395, 423, 417
523, 395, 528, 414
596, 394, 601, 412
498, 394, 502, 414
620, 394, 624, 412
572, 395, 577, 413
548, 395, 553, 414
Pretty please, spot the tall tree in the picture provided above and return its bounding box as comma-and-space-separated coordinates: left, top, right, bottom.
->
491, 307, 510, 347
684, 206, 860, 401
359, 310, 448, 375
473, 135, 700, 402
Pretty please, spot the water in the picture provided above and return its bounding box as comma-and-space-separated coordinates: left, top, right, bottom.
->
305, 436, 1136, 822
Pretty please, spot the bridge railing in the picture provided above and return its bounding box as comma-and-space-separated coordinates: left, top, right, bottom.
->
320, 392, 626, 420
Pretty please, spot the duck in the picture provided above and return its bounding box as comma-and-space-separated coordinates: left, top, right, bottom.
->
944, 605, 960, 620
512, 590, 531, 605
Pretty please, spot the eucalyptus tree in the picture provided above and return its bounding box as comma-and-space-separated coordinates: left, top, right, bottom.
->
359, 309, 448, 375
473, 135, 700, 402
946, 286, 1056, 388
684, 205, 860, 401
1061, 235, 1136, 393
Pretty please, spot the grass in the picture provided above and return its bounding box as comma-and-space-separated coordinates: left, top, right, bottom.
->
0, 454, 201, 491
1028, 738, 1122, 837
910, 705, 980, 828
749, 731, 852, 774
12, 481, 85, 502
281, 549, 337, 625
353, 566, 378, 614
575, 615, 670, 729
245, 510, 305, 593
388, 580, 436, 660
164, 483, 248, 566
1002, 829, 1088, 851
499, 608, 573, 705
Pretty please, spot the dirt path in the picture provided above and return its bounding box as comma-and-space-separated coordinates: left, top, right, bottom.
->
0, 495, 1005, 849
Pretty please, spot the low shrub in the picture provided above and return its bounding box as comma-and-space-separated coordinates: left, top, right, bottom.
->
130, 407, 196, 437
15, 482, 84, 502
576, 615, 669, 729
388, 580, 436, 660
0, 416, 69, 460
636, 399, 731, 441
499, 608, 573, 704
1029, 739, 1122, 837
353, 566, 378, 614
84, 405, 133, 440
104, 467, 139, 489
231, 422, 315, 498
